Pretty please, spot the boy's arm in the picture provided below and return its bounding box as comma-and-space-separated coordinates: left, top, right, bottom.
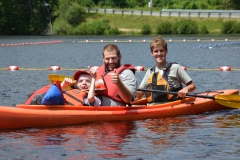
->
87, 67, 98, 105
87, 77, 96, 105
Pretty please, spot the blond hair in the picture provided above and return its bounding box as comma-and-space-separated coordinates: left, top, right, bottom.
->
150, 36, 168, 52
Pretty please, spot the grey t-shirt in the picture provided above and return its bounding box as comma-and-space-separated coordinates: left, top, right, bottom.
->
139, 63, 192, 89
84, 97, 101, 106
101, 69, 137, 106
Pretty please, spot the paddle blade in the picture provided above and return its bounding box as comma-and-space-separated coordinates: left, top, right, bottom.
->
48, 74, 73, 83
215, 94, 240, 109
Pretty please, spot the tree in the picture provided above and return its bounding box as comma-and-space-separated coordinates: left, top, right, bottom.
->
229, 0, 240, 9
53, 0, 85, 35
75, 0, 95, 7
0, 0, 58, 35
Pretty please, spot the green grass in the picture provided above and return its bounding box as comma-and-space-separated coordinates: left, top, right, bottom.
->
84, 13, 240, 35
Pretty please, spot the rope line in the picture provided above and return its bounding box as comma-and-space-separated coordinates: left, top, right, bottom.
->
1, 68, 240, 71
75, 39, 240, 43
1, 39, 239, 46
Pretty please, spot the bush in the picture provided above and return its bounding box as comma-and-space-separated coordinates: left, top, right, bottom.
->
141, 24, 152, 34
172, 19, 198, 34
222, 21, 237, 34
234, 22, 240, 33
71, 19, 111, 35
108, 27, 121, 35
88, 20, 110, 34
72, 23, 88, 35
156, 21, 172, 34
200, 25, 209, 34
52, 20, 73, 35
171, 21, 180, 34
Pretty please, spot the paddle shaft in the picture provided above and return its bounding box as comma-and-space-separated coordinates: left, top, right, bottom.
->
137, 88, 215, 100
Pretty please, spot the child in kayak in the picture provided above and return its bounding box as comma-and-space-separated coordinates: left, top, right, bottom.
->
60, 67, 102, 106
25, 67, 103, 106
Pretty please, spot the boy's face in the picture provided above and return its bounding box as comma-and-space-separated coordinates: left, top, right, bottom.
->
77, 74, 91, 90
151, 45, 168, 66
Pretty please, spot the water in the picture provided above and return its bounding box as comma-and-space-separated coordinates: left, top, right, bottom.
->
0, 35, 240, 159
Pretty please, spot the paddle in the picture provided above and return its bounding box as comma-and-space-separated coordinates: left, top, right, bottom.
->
48, 74, 73, 83
137, 88, 240, 109
48, 74, 74, 90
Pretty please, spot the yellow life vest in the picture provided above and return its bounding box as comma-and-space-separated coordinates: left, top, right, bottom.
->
145, 62, 182, 103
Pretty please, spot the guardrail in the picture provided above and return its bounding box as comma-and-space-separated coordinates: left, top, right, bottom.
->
85, 8, 240, 19
161, 9, 240, 18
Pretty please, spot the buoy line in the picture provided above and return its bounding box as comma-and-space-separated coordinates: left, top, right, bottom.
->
75, 39, 240, 43
1, 68, 240, 71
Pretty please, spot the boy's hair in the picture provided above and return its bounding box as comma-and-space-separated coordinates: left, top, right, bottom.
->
102, 44, 121, 57
150, 36, 168, 52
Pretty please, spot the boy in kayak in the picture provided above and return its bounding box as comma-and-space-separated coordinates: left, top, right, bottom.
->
60, 67, 102, 106
25, 68, 102, 106
136, 36, 196, 105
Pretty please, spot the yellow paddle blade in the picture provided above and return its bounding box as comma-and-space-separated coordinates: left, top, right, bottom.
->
48, 74, 73, 83
48, 74, 74, 90
215, 94, 240, 109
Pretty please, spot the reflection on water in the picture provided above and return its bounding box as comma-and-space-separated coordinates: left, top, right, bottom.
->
140, 117, 195, 147
0, 113, 240, 159
0, 121, 136, 159
216, 114, 240, 128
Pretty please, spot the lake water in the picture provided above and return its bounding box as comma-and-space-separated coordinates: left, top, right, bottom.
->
0, 35, 240, 159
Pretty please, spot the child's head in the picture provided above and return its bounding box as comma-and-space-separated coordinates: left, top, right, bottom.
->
73, 70, 91, 90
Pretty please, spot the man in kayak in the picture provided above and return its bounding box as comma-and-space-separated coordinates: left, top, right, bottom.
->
136, 36, 196, 105
60, 67, 102, 106
95, 44, 137, 106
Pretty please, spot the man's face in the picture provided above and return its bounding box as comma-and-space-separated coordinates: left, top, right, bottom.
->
103, 50, 121, 71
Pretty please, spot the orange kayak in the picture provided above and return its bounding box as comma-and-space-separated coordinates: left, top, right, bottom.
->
0, 89, 238, 130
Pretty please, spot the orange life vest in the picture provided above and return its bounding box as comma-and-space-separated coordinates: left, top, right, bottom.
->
96, 64, 135, 104
63, 89, 88, 106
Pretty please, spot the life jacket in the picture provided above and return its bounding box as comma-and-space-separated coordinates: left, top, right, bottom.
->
96, 64, 136, 104
63, 89, 89, 106
25, 81, 64, 105
145, 62, 183, 103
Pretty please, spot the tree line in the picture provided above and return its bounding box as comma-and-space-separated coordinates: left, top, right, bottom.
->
79, 0, 240, 10
0, 0, 240, 35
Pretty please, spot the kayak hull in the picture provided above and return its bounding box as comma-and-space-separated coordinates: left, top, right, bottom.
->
0, 89, 238, 130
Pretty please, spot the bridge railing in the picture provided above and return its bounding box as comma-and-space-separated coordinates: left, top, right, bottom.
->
85, 8, 240, 19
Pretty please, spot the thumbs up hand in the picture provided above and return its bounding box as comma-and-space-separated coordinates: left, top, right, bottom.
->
88, 66, 97, 79
110, 69, 119, 84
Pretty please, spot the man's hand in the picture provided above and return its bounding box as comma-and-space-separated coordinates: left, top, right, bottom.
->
110, 69, 120, 84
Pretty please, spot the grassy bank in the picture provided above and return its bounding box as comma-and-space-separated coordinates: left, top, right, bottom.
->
84, 13, 239, 35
